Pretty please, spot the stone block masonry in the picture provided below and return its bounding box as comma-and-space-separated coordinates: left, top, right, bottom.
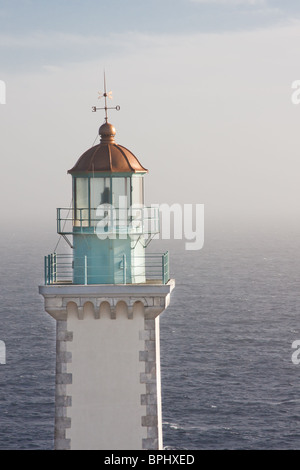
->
39, 281, 174, 450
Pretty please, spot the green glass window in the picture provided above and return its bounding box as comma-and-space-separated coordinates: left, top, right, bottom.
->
75, 178, 89, 225
112, 177, 130, 227
90, 177, 110, 225
131, 176, 144, 206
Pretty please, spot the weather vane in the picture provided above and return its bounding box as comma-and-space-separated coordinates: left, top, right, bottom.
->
92, 71, 120, 122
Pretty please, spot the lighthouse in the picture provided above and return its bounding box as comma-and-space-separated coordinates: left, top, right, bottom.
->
39, 84, 175, 450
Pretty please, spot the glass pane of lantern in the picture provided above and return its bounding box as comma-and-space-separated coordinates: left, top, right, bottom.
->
90, 177, 110, 226
131, 176, 144, 232
112, 177, 129, 227
112, 177, 125, 208
131, 176, 144, 206
75, 178, 89, 226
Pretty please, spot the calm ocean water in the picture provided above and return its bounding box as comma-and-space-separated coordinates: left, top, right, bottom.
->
0, 223, 300, 450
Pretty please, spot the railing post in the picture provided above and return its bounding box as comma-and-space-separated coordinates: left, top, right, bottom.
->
84, 256, 88, 285
57, 208, 60, 234
51, 253, 54, 284
123, 254, 127, 285
44, 256, 48, 285
162, 251, 169, 284
166, 251, 169, 284
47, 255, 51, 285
53, 253, 57, 283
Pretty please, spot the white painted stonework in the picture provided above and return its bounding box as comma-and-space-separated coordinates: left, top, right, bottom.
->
39, 281, 174, 450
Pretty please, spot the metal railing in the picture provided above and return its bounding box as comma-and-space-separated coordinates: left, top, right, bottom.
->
44, 252, 170, 286
57, 206, 160, 236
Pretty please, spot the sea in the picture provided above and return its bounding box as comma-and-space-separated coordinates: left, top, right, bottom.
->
0, 221, 300, 450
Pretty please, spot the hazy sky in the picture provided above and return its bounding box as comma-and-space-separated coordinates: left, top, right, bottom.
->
1, 0, 300, 233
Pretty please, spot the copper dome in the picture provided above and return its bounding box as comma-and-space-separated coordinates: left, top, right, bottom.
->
68, 122, 148, 174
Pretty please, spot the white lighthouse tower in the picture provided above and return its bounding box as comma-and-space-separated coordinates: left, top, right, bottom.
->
39, 83, 175, 450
